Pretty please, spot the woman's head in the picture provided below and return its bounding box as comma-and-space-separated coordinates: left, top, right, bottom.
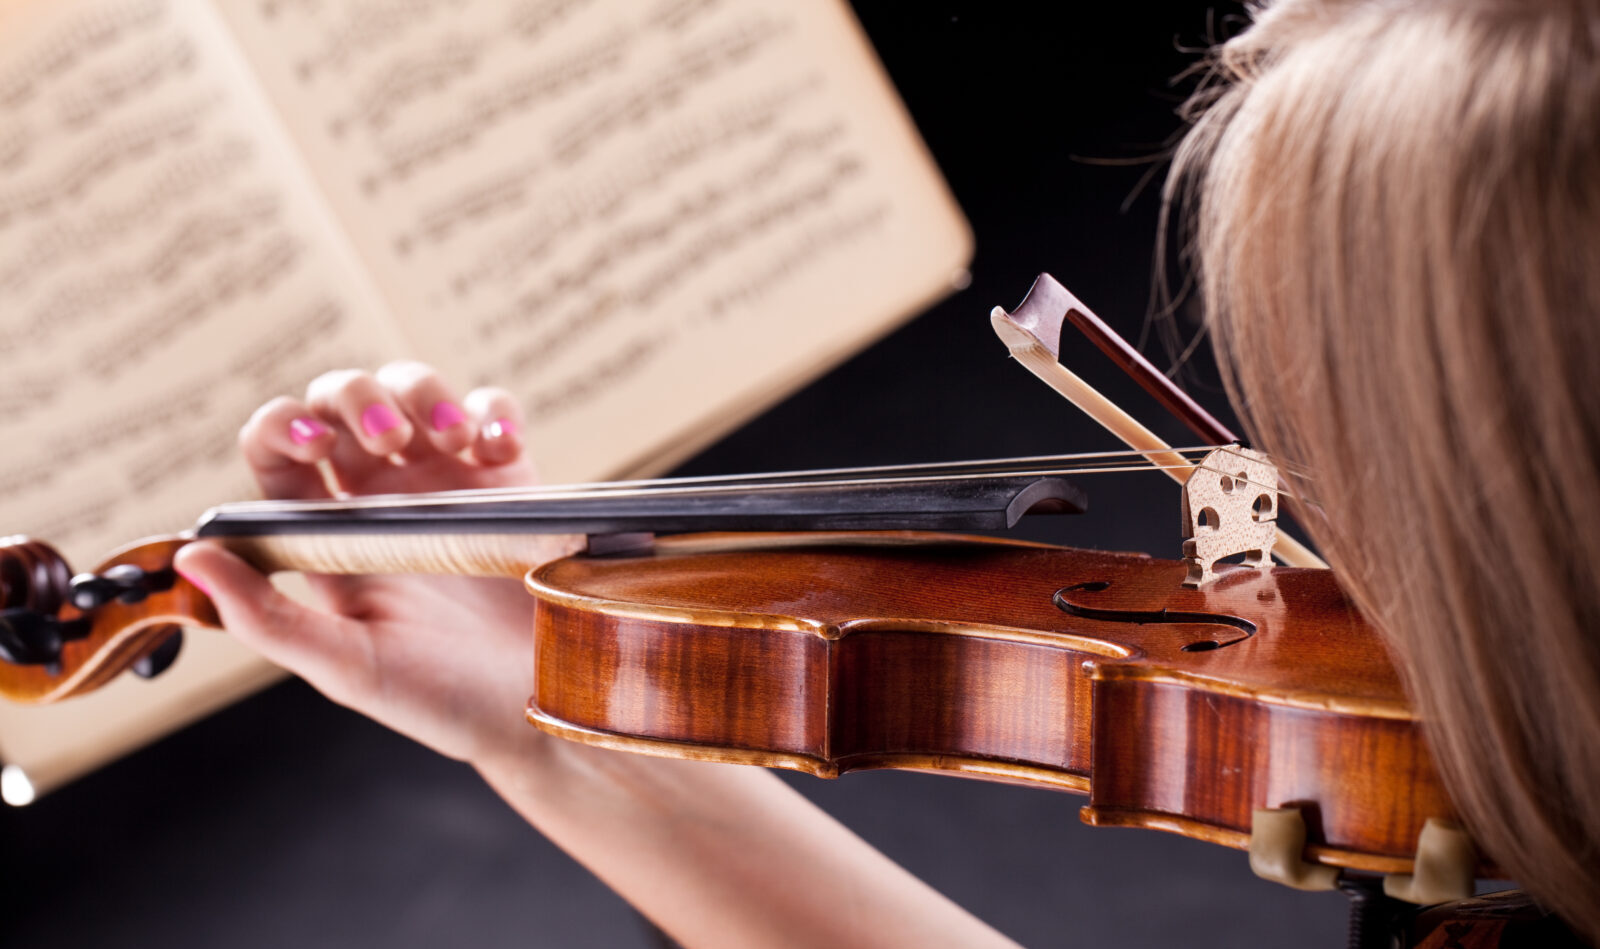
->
1168, 0, 1600, 936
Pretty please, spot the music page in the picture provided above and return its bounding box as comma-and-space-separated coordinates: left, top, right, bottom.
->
0, 0, 409, 795
215, 0, 974, 481
0, 0, 972, 799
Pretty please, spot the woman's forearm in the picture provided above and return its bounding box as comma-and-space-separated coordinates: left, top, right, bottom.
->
478, 738, 1022, 949
176, 364, 1024, 947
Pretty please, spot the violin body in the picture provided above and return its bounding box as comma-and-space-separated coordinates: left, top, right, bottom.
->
526, 530, 1451, 875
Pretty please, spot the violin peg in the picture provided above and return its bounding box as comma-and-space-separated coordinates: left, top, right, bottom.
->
69, 563, 172, 611
1383, 819, 1476, 905
0, 608, 89, 670
0, 609, 63, 668
1248, 807, 1340, 892
131, 627, 184, 680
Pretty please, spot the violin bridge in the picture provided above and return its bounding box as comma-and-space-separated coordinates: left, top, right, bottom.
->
1181, 446, 1279, 587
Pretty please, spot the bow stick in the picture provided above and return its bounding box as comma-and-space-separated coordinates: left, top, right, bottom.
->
991, 273, 1327, 570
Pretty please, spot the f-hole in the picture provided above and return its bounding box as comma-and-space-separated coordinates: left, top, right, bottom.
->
1053, 581, 1258, 652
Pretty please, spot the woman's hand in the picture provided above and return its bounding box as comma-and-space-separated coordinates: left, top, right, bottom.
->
172, 362, 1021, 949
173, 362, 575, 769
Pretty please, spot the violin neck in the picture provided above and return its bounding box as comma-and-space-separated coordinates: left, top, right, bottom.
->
214, 532, 573, 580
195, 474, 1087, 545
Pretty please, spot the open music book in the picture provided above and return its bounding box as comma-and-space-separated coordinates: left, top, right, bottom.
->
0, 0, 971, 800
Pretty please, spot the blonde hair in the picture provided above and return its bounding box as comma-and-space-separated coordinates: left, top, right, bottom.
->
1167, 0, 1600, 938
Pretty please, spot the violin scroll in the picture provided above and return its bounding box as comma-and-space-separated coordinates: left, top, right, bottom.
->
0, 535, 215, 703
0, 538, 86, 669
0, 537, 74, 614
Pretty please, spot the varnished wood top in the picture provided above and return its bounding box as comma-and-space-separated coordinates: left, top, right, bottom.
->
532, 532, 1401, 715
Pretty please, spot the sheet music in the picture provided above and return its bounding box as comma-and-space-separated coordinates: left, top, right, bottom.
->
0, 0, 407, 790
0, 0, 971, 797
0, 0, 407, 561
217, 0, 973, 481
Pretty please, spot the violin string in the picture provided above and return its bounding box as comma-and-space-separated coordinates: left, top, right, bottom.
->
212, 458, 1292, 515
1208, 445, 1322, 509
383, 445, 1229, 497
211, 448, 1230, 514
211, 450, 1293, 518
1230, 449, 1317, 483
209, 448, 1209, 515
215, 445, 1227, 508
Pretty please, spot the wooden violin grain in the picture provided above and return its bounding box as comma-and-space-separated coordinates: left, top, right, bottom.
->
526, 531, 1460, 875
218, 532, 567, 580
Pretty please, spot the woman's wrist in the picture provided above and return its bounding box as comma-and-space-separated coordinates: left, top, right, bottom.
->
470, 719, 562, 797
472, 740, 1020, 949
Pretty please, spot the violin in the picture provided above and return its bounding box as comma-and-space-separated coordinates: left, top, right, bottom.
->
0, 275, 1536, 946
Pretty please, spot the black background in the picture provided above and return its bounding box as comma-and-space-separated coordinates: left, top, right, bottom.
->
1, 3, 1357, 947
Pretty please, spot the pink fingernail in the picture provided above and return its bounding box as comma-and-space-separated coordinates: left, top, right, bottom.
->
289, 417, 328, 445
484, 417, 518, 439
176, 567, 212, 598
361, 403, 402, 437
430, 400, 466, 432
